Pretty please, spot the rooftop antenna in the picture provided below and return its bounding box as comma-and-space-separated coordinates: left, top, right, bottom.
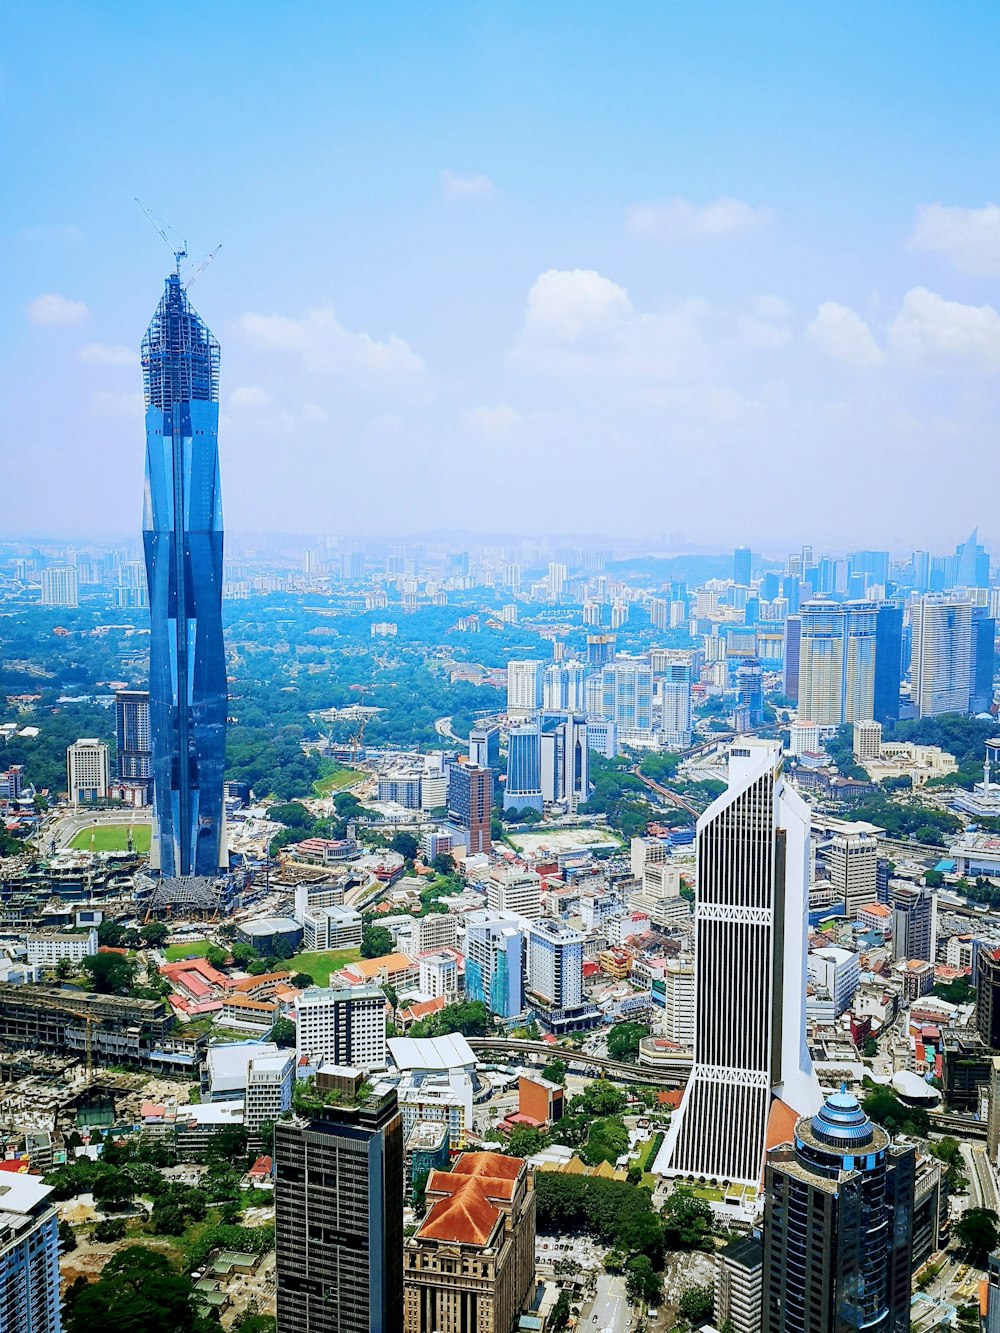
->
135, 197, 187, 275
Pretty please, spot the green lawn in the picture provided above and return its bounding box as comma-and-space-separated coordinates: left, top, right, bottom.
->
312, 764, 364, 796
289, 947, 363, 985
164, 939, 214, 961
68, 823, 152, 854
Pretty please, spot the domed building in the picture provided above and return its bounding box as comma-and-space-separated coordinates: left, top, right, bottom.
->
763, 1085, 915, 1333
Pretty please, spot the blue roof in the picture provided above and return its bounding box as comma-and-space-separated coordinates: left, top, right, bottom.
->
934, 859, 956, 873
810, 1084, 874, 1149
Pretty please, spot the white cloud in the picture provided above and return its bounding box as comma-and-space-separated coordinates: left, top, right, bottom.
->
523, 269, 634, 340
441, 169, 496, 201
79, 342, 133, 365
626, 196, 772, 240
751, 294, 791, 320
889, 286, 1000, 369
229, 385, 273, 410
910, 203, 1000, 275
26, 293, 90, 326
88, 390, 144, 419
807, 301, 885, 368
235, 307, 424, 377
301, 402, 330, 425
463, 404, 522, 436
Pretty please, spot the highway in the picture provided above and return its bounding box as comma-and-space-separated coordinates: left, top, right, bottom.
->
970, 1144, 999, 1212
467, 1037, 688, 1086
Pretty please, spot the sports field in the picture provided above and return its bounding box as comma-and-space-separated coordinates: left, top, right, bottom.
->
164, 939, 214, 962
288, 947, 363, 985
68, 823, 152, 854
312, 764, 364, 796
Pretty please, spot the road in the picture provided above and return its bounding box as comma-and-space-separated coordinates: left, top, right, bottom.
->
434, 716, 464, 744
467, 1038, 688, 1086
969, 1143, 999, 1211
582, 1274, 631, 1333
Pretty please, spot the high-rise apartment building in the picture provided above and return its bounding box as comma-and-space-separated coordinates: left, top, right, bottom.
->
142, 266, 227, 878
763, 1087, 914, 1333
873, 603, 903, 722
586, 634, 616, 669
39, 565, 78, 608
506, 661, 544, 719
662, 956, 695, 1046
114, 689, 151, 785
827, 828, 879, 920
542, 660, 586, 712
971, 606, 997, 714
891, 884, 935, 963
600, 659, 653, 740
659, 661, 693, 748
448, 764, 492, 855
733, 545, 753, 587
468, 724, 500, 774
275, 1082, 404, 1333
526, 919, 583, 1010
797, 600, 879, 725
853, 718, 883, 763
486, 867, 541, 919
910, 595, 974, 718
403, 1153, 536, 1333
0, 1174, 62, 1333
977, 948, 1000, 1049
295, 985, 387, 1070
463, 911, 525, 1019
715, 1235, 763, 1333
783, 615, 802, 703
657, 739, 820, 1185
66, 738, 109, 804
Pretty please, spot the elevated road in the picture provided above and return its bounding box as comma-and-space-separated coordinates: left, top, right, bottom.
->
467, 1037, 689, 1086
928, 1110, 988, 1139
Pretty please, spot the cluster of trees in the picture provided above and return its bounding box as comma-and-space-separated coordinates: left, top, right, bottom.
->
929, 1136, 969, 1194
606, 1021, 649, 1064
409, 999, 492, 1038
933, 975, 977, 1005
954, 1208, 1000, 1264
826, 725, 869, 780
579, 755, 654, 840
64, 1247, 213, 1333
849, 793, 961, 847
861, 1085, 930, 1138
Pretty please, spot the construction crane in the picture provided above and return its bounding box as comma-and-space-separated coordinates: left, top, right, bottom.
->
135, 198, 220, 289
50, 1003, 97, 1084
349, 712, 371, 764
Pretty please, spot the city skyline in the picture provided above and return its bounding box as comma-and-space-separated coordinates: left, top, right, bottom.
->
4, 3, 1000, 544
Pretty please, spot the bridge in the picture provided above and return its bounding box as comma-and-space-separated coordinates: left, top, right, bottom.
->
466, 1038, 690, 1087
928, 1110, 988, 1140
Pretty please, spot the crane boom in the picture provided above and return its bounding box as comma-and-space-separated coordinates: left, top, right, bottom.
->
135, 197, 187, 274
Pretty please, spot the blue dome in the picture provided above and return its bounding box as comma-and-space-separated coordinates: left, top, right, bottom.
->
810, 1084, 874, 1149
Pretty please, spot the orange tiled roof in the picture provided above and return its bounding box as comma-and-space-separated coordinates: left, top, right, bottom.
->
229, 971, 292, 992
418, 1153, 524, 1246
764, 1097, 798, 1155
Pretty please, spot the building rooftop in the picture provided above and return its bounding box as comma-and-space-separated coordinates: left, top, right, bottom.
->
388, 1033, 477, 1072
418, 1152, 524, 1247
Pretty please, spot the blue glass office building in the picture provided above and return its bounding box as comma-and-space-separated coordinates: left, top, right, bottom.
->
142, 271, 227, 878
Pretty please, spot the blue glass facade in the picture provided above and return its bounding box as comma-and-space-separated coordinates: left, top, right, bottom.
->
142, 273, 227, 878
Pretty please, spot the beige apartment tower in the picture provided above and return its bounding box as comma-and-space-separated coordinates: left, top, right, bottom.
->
910, 595, 974, 718
828, 828, 880, 920
797, 600, 878, 726
403, 1152, 536, 1333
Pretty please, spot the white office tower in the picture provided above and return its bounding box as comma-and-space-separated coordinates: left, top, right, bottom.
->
526, 919, 584, 1009
245, 1052, 294, 1131
66, 737, 110, 803
910, 594, 974, 717
0, 1174, 61, 1333
295, 984, 387, 1071
539, 714, 590, 812
543, 660, 587, 712
486, 867, 541, 919
655, 738, 821, 1186
507, 660, 545, 718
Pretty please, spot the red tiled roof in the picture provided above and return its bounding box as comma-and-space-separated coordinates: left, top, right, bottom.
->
248, 1155, 273, 1177
419, 1153, 524, 1246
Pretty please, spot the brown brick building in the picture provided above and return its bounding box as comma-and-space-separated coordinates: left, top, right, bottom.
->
403, 1152, 535, 1333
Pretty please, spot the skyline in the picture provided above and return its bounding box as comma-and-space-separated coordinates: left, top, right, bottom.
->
4, 3, 1000, 545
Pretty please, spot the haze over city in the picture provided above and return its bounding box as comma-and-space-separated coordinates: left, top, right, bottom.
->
4, 2, 1000, 547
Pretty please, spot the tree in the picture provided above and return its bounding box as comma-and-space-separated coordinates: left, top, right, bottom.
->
541, 1057, 568, 1086
361, 924, 395, 959
573, 1080, 627, 1118
606, 1021, 649, 1064
862, 1086, 929, 1138
862, 1036, 878, 1058
662, 1191, 714, 1251
92, 1170, 136, 1209
97, 919, 126, 949
290, 972, 313, 989
56, 957, 74, 979
390, 831, 419, 861
82, 951, 137, 995
678, 1285, 714, 1325
93, 1217, 127, 1242
955, 1208, 1000, 1265
140, 922, 169, 947
64, 1246, 201, 1333
625, 1255, 662, 1305
507, 1125, 549, 1157
205, 945, 229, 969
59, 1219, 77, 1252
269, 1017, 296, 1048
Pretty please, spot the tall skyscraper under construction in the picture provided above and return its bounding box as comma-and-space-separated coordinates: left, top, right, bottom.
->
655, 738, 821, 1186
141, 265, 227, 878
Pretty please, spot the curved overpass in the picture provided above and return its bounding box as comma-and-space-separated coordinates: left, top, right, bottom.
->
467, 1037, 690, 1087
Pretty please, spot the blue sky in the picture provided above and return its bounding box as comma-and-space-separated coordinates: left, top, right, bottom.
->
4, 2, 1000, 553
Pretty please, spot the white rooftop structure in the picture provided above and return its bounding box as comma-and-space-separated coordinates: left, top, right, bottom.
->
387, 1033, 477, 1074
205, 1041, 281, 1099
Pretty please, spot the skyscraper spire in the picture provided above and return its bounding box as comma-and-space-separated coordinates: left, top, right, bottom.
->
141, 272, 227, 878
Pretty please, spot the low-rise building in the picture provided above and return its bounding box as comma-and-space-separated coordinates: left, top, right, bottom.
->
24, 927, 98, 968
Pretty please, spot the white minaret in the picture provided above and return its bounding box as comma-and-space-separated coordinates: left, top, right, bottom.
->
655, 738, 822, 1187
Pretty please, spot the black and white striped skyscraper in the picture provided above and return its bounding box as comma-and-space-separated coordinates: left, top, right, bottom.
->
655, 738, 821, 1186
